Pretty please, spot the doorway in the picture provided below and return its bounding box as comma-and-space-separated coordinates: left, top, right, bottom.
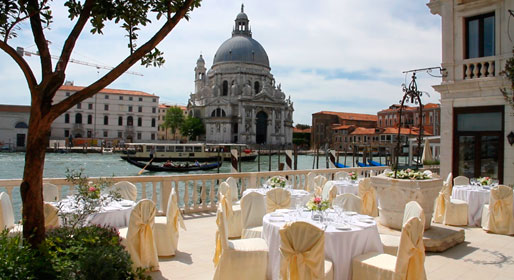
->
256, 111, 268, 144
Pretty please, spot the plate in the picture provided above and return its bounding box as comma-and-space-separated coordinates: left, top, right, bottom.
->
359, 219, 374, 224
344, 211, 357, 216
269, 217, 285, 222
121, 202, 134, 207
270, 213, 283, 217
334, 224, 351, 230
276, 209, 290, 213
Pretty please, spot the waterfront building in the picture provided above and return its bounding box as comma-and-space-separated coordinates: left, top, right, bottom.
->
377, 103, 441, 136
51, 82, 160, 144
292, 127, 311, 149
157, 104, 187, 141
186, 5, 294, 145
428, 0, 513, 185
311, 111, 377, 149
0, 104, 30, 151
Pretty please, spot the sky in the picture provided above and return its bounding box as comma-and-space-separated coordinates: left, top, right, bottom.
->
0, 0, 442, 125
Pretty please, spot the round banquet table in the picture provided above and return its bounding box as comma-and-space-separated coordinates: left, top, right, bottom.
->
329, 180, 360, 195
451, 185, 491, 226
262, 211, 383, 280
242, 188, 311, 207
53, 196, 135, 228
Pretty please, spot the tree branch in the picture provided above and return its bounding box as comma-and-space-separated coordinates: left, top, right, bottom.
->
28, 0, 52, 77
0, 41, 37, 93
56, 0, 94, 74
49, 0, 196, 121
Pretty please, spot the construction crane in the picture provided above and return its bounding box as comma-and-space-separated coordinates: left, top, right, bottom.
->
16, 47, 144, 76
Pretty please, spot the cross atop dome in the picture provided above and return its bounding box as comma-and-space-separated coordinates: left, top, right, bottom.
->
233, 4, 251, 37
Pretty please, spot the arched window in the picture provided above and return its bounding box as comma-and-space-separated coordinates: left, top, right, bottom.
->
151, 118, 156, 127
127, 116, 133, 126
75, 113, 82, 124
138, 117, 142, 127
87, 115, 92, 124
254, 81, 260, 94
211, 110, 216, 117
211, 108, 227, 117
216, 108, 221, 116
118, 116, 123, 126
103, 116, 108, 125
221, 110, 226, 117
64, 113, 70, 123
222, 80, 228, 96
14, 122, 28, 128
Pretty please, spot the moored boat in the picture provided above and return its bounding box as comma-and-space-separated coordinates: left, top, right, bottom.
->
124, 157, 222, 172
121, 143, 257, 162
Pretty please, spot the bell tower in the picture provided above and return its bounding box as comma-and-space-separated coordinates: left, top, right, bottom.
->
194, 54, 206, 92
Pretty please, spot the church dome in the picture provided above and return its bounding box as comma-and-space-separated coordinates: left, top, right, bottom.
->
213, 36, 269, 68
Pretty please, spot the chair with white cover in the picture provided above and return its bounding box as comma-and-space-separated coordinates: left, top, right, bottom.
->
0, 192, 22, 234
112, 181, 138, 201
266, 188, 291, 213
240, 192, 266, 238
333, 193, 362, 213
443, 173, 453, 194
352, 216, 427, 280
306, 172, 317, 192
44, 202, 59, 229
43, 183, 59, 202
481, 185, 514, 235
381, 201, 425, 256
321, 181, 338, 205
334, 171, 349, 181
453, 175, 470, 186
119, 199, 159, 271
213, 194, 268, 280
218, 182, 242, 238
154, 188, 186, 256
313, 175, 328, 190
432, 178, 468, 226
279, 221, 334, 280
358, 178, 378, 217
225, 177, 239, 203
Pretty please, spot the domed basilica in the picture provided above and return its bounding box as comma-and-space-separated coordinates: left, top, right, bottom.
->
187, 5, 294, 145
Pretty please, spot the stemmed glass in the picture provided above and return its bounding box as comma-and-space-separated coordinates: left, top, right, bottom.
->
470, 178, 477, 187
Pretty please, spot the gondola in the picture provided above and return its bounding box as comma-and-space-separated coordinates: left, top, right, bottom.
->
335, 162, 350, 168
356, 161, 372, 167
124, 157, 222, 172
367, 160, 385, 166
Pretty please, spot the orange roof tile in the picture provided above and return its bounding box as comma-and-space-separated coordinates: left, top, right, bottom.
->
0, 104, 31, 113
350, 127, 376, 135
293, 127, 311, 133
424, 103, 440, 109
382, 127, 432, 136
159, 104, 186, 110
59, 85, 157, 98
332, 125, 353, 130
313, 111, 377, 122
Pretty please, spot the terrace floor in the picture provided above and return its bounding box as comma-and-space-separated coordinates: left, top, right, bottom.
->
149, 212, 514, 280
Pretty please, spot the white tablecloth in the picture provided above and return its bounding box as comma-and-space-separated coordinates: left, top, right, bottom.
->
242, 188, 311, 207
330, 180, 359, 195
263, 211, 383, 280
452, 185, 491, 226
53, 196, 135, 228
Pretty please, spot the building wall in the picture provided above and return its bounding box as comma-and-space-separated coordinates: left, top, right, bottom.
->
0, 106, 30, 151
157, 104, 187, 141
51, 85, 159, 143
428, 0, 514, 185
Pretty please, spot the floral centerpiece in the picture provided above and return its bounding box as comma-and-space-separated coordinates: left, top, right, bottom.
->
385, 169, 432, 180
306, 196, 330, 211
267, 176, 287, 188
477, 177, 492, 186
349, 171, 358, 181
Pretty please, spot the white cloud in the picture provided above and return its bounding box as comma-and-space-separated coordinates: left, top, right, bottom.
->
0, 0, 442, 125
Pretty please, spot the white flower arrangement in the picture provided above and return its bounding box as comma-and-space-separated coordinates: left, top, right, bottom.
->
385, 169, 432, 180
478, 177, 492, 186
267, 176, 287, 188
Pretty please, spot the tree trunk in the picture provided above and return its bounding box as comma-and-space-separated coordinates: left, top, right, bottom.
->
21, 105, 51, 247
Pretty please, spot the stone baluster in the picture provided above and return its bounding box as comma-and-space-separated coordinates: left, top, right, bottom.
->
465, 64, 472, 79
192, 180, 198, 210
489, 61, 495, 77
200, 180, 207, 208
183, 180, 189, 211
473, 62, 479, 78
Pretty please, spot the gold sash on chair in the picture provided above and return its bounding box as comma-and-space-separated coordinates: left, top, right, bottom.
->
395, 217, 427, 280
279, 222, 325, 280
43, 202, 59, 229
432, 186, 448, 224
487, 185, 514, 235
358, 178, 378, 217
213, 194, 232, 266
266, 188, 291, 213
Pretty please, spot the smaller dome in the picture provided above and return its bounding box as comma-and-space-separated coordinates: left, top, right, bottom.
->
236, 12, 248, 20
197, 54, 205, 64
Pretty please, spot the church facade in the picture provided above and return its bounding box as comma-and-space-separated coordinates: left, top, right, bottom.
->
187, 5, 294, 146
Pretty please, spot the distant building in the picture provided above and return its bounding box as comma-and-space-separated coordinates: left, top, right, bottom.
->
377, 103, 440, 136
0, 105, 30, 151
292, 127, 311, 149
186, 5, 294, 145
51, 83, 159, 144
428, 0, 513, 185
311, 111, 377, 149
157, 104, 187, 141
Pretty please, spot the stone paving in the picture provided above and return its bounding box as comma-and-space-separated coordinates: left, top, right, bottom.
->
149, 212, 514, 280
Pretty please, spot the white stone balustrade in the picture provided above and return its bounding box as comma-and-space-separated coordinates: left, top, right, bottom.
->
463, 58, 495, 80
0, 166, 388, 218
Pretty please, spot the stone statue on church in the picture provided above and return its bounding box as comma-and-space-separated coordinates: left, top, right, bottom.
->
243, 82, 252, 96
212, 84, 220, 97
231, 81, 240, 95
